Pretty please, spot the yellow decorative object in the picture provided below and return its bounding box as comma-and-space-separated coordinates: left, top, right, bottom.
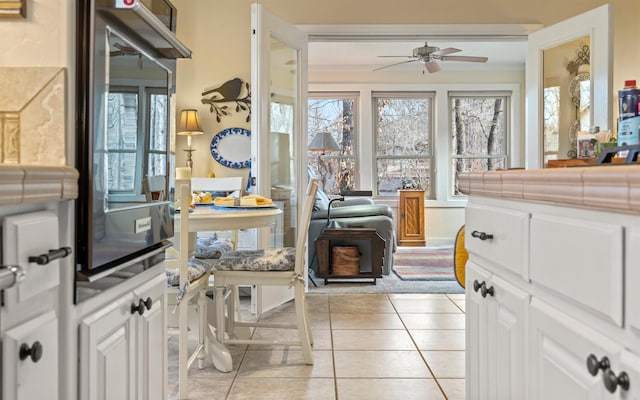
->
208, 172, 216, 178
213, 194, 273, 207
454, 225, 468, 288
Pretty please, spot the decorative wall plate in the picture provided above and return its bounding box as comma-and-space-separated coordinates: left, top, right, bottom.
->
210, 127, 251, 169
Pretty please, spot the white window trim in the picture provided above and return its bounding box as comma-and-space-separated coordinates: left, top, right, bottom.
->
309, 82, 522, 208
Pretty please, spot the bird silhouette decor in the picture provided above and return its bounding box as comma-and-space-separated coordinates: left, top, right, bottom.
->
201, 78, 252, 122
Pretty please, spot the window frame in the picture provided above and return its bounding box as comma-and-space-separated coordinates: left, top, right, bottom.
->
372, 91, 435, 198
307, 91, 360, 194
448, 90, 512, 197
308, 82, 521, 207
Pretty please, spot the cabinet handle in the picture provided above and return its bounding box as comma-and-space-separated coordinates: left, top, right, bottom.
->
0, 265, 26, 290
28, 246, 72, 265
473, 280, 482, 292
480, 284, 494, 298
19, 341, 43, 363
603, 369, 630, 393
586, 354, 610, 376
471, 230, 494, 241
131, 297, 153, 315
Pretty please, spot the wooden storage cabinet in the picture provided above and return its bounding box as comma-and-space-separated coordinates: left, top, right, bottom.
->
397, 190, 425, 246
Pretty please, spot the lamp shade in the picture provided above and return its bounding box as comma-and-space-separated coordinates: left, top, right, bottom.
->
308, 132, 339, 153
177, 109, 204, 136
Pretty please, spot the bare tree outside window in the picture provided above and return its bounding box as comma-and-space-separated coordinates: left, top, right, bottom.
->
374, 93, 434, 197
543, 86, 560, 163
308, 94, 358, 194
450, 93, 509, 195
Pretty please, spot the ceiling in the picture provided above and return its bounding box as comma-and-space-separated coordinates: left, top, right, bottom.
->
308, 40, 527, 72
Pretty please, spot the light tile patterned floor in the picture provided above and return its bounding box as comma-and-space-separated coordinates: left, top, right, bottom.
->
168, 292, 465, 400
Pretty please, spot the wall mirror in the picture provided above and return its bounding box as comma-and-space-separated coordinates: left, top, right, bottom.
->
543, 37, 590, 163
525, 4, 611, 169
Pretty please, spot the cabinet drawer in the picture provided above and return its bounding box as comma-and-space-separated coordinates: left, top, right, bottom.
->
465, 204, 529, 279
2, 211, 60, 310
2, 311, 59, 400
530, 214, 623, 327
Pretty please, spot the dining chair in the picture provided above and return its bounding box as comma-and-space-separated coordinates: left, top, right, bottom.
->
164, 178, 213, 400
210, 179, 318, 368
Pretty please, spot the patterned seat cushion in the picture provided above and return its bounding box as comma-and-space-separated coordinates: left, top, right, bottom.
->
165, 258, 213, 286
214, 247, 296, 271
194, 237, 234, 259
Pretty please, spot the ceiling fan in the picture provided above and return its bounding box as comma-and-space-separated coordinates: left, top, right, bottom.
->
110, 42, 139, 58
374, 42, 488, 73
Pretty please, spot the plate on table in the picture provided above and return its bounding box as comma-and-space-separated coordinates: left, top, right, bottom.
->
211, 203, 277, 209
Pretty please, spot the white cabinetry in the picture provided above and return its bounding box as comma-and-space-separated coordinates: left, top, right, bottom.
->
465, 195, 640, 399
465, 261, 529, 400
79, 272, 166, 400
1, 208, 70, 400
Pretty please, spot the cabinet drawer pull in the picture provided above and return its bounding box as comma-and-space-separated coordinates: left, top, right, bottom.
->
586, 354, 610, 376
480, 284, 494, 298
131, 297, 153, 315
603, 369, 630, 393
19, 341, 43, 363
28, 246, 72, 265
471, 230, 494, 241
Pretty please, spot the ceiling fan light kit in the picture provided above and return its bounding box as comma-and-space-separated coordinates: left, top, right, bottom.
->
375, 42, 489, 73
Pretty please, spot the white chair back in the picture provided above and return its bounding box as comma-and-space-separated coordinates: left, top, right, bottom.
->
191, 177, 243, 197
295, 179, 318, 276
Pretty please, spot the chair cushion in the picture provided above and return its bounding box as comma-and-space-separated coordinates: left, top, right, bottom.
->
165, 258, 213, 286
195, 237, 234, 259
214, 247, 296, 271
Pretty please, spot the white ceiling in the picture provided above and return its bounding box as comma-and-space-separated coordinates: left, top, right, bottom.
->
308, 40, 527, 72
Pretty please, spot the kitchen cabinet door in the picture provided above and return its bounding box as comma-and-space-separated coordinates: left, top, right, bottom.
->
2, 311, 58, 400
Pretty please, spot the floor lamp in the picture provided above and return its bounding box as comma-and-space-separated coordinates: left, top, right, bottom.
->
308, 131, 339, 191
177, 109, 204, 169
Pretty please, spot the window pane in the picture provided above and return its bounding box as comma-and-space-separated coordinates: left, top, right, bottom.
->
543, 86, 560, 162
377, 158, 430, 196
107, 92, 138, 150
376, 97, 431, 156
108, 152, 136, 191
308, 95, 357, 194
147, 153, 167, 176
149, 93, 167, 151
450, 96, 506, 157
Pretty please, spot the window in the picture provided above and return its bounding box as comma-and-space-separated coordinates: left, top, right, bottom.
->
450, 92, 509, 195
107, 86, 168, 200
543, 86, 560, 163
373, 92, 434, 197
308, 93, 358, 194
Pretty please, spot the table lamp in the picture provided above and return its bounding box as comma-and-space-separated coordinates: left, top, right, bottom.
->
177, 109, 204, 169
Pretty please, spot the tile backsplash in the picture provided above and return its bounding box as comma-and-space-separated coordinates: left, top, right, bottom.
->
0, 67, 66, 165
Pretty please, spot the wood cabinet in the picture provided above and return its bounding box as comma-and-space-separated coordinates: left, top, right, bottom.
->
397, 190, 425, 246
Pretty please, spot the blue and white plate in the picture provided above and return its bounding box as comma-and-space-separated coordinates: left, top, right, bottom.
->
210, 127, 251, 169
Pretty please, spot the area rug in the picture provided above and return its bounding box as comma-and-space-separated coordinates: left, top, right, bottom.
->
392, 246, 456, 281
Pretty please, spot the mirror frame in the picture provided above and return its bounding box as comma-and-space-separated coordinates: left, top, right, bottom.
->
525, 4, 612, 169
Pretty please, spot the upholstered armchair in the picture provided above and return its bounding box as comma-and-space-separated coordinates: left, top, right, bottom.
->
307, 186, 396, 275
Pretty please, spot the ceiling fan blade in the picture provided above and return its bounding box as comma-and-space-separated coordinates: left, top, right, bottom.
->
378, 55, 416, 58
432, 47, 461, 56
441, 55, 488, 63
424, 61, 440, 73
373, 59, 419, 71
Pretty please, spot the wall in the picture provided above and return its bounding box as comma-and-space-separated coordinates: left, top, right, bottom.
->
174, 0, 638, 242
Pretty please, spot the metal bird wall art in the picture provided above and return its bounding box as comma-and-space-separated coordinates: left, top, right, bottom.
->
201, 78, 252, 122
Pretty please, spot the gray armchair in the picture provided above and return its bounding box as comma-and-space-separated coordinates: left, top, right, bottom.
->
307, 186, 396, 275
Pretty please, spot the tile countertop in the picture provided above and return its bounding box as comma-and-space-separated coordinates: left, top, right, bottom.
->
0, 165, 79, 205
458, 165, 640, 213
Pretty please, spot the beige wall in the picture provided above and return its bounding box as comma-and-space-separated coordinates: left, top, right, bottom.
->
172, 0, 639, 243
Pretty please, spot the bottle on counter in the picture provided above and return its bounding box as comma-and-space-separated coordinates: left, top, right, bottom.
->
617, 79, 640, 148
